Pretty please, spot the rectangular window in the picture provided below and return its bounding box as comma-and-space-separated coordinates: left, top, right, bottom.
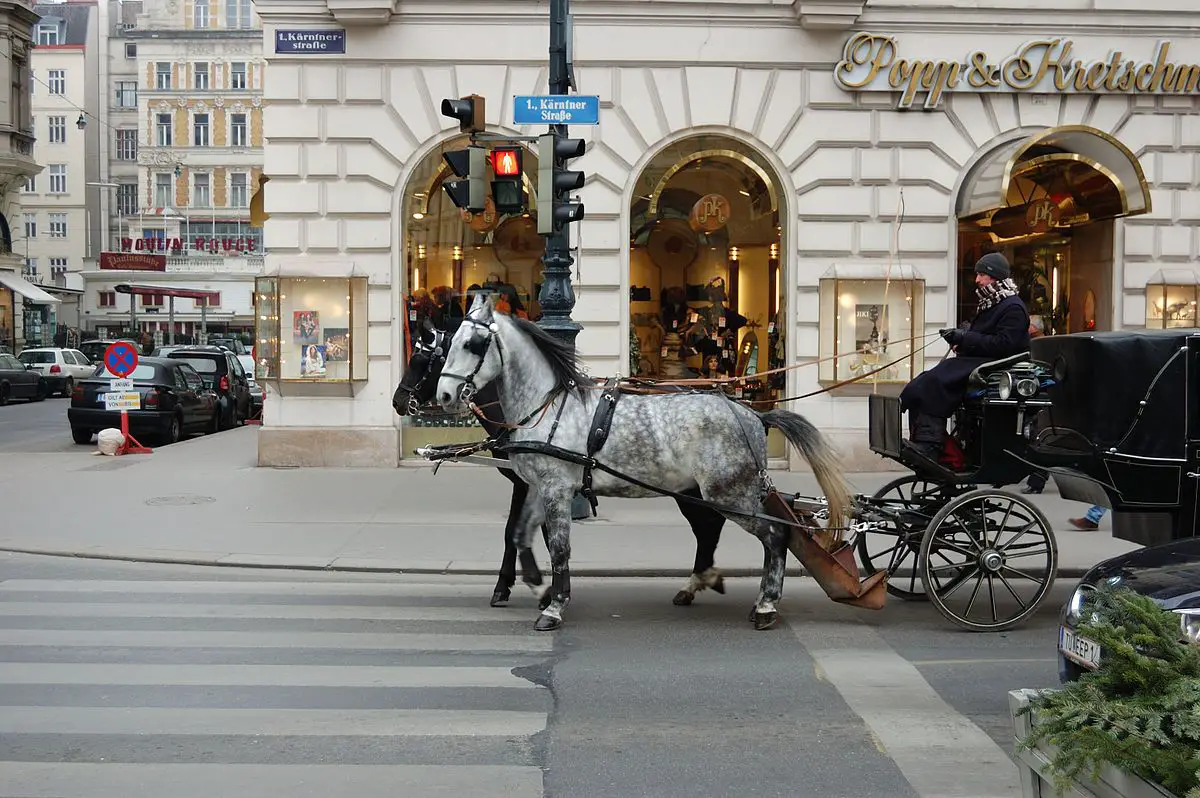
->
116, 129, 137, 160
156, 113, 172, 146
24, 258, 37, 279
194, 62, 209, 90
22, 175, 34, 193
49, 257, 68, 276
142, 294, 164, 307
117, 183, 138, 215
125, 42, 137, 59
36, 24, 59, 46
226, 0, 251, 29
115, 80, 137, 107
47, 115, 66, 143
196, 292, 220, 308
229, 173, 248, 207
99, 291, 116, 307
193, 173, 211, 207
155, 62, 171, 90
48, 164, 67, 194
230, 62, 247, 90
47, 69, 65, 95
230, 113, 247, 147
48, 213, 67, 238
23, 213, 35, 239
193, 0, 209, 28
193, 113, 209, 147
154, 173, 172, 207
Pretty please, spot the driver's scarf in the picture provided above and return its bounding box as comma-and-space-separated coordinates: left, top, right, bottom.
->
976, 277, 1019, 313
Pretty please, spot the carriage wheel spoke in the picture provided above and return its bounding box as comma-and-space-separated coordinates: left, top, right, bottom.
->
938, 566, 980, 601
1000, 564, 1043, 582
997, 520, 1038, 552
962, 570, 987, 616
996, 571, 1030, 610
1004, 547, 1050, 560
993, 502, 1016, 549
988, 574, 999, 624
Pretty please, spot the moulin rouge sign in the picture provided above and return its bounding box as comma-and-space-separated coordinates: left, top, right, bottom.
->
834, 33, 1200, 109
119, 236, 258, 254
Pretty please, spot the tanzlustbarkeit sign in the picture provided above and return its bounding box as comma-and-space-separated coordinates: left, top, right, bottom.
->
834, 33, 1200, 109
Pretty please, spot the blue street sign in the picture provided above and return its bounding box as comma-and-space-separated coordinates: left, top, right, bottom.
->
274, 29, 345, 55
104, 341, 139, 378
513, 95, 600, 126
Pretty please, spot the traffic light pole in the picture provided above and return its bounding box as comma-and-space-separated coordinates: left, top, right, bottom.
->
537, 0, 582, 350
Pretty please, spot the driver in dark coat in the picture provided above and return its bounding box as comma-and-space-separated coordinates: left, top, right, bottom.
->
901, 252, 1030, 462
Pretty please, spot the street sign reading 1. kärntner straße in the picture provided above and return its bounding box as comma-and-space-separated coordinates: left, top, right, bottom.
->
513, 95, 600, 125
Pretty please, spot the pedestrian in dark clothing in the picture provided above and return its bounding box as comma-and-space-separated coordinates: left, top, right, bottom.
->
900, 252, 1031, 461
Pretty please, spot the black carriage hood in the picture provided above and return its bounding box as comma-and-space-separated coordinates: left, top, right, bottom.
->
1083, 537, 1200, 611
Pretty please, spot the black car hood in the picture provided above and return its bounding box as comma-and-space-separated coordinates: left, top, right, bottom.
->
1084, 537, 1200, 610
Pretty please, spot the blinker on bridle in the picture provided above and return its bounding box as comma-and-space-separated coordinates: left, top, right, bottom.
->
402, 328, 448, 416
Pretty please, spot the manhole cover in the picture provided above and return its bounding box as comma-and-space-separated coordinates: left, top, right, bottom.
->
145, 495, 217, 507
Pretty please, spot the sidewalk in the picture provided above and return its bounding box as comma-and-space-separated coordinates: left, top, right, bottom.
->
0, 426, 1138, 577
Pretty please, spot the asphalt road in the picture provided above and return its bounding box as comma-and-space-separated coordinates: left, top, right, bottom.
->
0, 551, 1068, 797
0, 390, 78, 453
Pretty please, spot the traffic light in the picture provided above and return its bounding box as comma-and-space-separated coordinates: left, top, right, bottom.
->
537, 132, 585, 235
441, 145, 487, 213
490, 147, 524, 215
440, 94, 486, 133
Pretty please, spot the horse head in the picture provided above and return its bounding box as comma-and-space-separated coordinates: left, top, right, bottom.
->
392, 317, 448, 416
437, 293, 505, 412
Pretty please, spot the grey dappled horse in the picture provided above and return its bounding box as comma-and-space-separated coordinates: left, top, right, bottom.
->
391, 318, 729, 609
435, 294, 853, 632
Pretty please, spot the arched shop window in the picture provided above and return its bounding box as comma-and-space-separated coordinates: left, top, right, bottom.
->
629, 135, 786, 408
401, 135, 543, 450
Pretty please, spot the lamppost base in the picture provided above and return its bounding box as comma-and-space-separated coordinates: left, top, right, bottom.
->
571, 490, 592, 520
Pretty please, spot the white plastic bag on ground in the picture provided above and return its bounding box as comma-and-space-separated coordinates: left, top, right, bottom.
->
96, 428, 125, 456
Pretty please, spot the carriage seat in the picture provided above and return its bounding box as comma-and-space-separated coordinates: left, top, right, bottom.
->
967, 351, 1032, 387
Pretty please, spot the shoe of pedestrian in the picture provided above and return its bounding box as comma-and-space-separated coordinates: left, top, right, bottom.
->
1068, 517, 1099, 530
1021, 485, 1042, 494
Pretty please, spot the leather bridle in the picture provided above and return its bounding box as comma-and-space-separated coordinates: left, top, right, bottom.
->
438, 315, 504, 404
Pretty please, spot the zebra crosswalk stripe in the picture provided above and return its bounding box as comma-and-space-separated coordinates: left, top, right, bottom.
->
0, 575, 551, 797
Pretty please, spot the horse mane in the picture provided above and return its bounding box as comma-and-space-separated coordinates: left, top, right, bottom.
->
505, 314, 590, 398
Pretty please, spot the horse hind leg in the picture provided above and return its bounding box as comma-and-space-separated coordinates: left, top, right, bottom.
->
672, 492, 726, 606
701, 481, 789, 631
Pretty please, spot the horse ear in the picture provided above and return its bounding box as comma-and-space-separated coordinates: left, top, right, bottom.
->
468, 292, 488, 315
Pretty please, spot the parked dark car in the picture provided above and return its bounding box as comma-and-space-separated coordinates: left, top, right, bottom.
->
67, 357, 219, 445
0, 353, 47, 405
79, 338, 140, 364
165, 346, 251, 430
1058, 536, 1199, 683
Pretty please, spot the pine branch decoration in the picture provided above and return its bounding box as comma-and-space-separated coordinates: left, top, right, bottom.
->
1016, 586, 1200, 797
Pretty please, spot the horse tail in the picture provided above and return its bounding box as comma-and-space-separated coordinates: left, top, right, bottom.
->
758, 408, 853, 534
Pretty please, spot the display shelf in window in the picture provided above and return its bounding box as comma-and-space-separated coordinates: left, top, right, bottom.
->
1145, 269, 1200, 329
818, 264, 925, 385
254, 275, 368, 382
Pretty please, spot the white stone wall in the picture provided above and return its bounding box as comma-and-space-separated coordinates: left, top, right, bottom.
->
256, 3, 1200, 466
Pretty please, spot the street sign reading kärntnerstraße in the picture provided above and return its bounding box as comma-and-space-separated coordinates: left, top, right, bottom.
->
513, 95, 600, 125
275, 30, 346, 54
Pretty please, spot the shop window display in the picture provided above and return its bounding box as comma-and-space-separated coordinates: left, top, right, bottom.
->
817, 268, 925, 385
1145, 269, 1200, 329
628, 137, 787, 408
253, 276, 367, 382
401, 136, 544, 450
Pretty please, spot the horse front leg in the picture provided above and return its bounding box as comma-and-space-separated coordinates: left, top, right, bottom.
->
671, 489, 726, 606
534, 486, 575, 632
492, 472, 537, 607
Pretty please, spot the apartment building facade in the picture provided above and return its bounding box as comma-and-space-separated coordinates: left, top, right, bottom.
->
80, 0, 264, 345
0, 0, 52, 352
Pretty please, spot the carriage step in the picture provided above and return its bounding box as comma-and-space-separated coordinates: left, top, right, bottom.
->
762, 492, 888, 611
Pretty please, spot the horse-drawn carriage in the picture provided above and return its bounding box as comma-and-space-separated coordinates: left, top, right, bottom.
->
842, 326, 1200, 631
402, 295, 1198, 634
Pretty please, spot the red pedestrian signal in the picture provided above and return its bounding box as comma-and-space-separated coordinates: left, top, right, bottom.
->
492, 148, 522, 178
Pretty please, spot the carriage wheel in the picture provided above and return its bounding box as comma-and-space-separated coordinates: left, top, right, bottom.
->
856, 476, 969, 601
918, 488, 1057, 632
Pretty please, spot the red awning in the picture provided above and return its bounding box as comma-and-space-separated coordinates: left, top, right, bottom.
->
113, 283, 220, 302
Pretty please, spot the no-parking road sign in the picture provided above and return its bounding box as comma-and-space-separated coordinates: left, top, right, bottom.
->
104, 342, 139, 378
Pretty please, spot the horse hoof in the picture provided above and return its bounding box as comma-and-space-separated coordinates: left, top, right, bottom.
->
490, 589, 511, 607
538, 593, 553, 612
534, 613, 562, 632
711, 575, 726, 595
753, 611, 779, 631
672, 590, 694, 606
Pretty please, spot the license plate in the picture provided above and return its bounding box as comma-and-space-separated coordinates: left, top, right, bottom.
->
1060, 626, 1101, 669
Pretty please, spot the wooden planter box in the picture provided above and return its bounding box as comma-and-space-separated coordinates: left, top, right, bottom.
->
1008, 689, 1179, 798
